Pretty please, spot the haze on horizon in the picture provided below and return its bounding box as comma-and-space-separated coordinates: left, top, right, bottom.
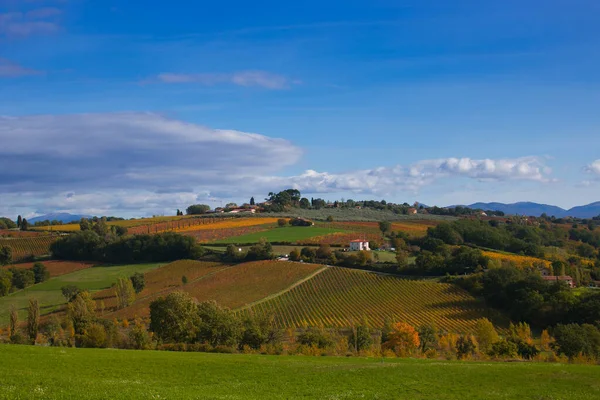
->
1, 0, 599, 219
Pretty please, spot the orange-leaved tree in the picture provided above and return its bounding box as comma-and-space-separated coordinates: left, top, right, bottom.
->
383, 322, 420, 357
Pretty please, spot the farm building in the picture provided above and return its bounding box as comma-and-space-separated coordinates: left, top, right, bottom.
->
349, 239, 370, 251
407, 208, 418, 215
542, 275, 574, 288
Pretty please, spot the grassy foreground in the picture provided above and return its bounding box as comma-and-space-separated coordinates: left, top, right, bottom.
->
0, 345, 598, 399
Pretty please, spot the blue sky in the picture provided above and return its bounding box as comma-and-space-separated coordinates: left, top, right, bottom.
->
1, 0, 599, 218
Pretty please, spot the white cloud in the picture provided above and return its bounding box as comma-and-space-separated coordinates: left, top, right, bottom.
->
253, 157, 552, 196
0, 112, 302, 195
154, 71, 292, 89
0, 9, 60, 37
0, 57, 40, 77
585, 160, 600, 176
0, 112, 556, 216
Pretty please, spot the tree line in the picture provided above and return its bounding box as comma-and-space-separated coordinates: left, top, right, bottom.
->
4, 290, 599, 363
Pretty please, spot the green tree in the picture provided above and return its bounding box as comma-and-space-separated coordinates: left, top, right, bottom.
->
17, 215, 22, 228
130, 272, 146, 294
378, 221, 392, 235
197, 301, 242, 347
298, 327, 335, 349
0, 217, 16, 230
79, 323, 108, 348
456, 335, 477, 359
326, 215, 334, 222
21, 218, 29, 231
474, 318, 499, 353
289, 248, 301, 261
149, 291, 200, 343
250, 197, 255, 206
277, 218, 288, 227
67, 291, 97, 335
0, 245, 12, 266
488, 339, 518, 359
10, 268, 34, 289
239, 313, 281, 350
417, 324, 438, 353
61, 285, 82, 302
316, 244, 332, 260
186, 204, 211, 215
26, 298, 40, 342
32, 262, 50, 283
299, 198, 310, 209
115, 277, 136, 309
0, 269, 12, 296
300, 247, 316, 262
245, 237, 273, 261
9, 304, 18, 338
396, 250, 410, 270
182, 275, 188, 285
552, 323, 600, 359
350, 319, 373, 352
128, 320, 153, 350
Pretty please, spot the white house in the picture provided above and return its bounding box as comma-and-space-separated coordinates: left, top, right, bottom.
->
349, 239, 370, 251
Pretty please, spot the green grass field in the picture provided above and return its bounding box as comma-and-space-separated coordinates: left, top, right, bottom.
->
0, 345, 597, 400
213, 226, 345, 244
0, 263, 164, 324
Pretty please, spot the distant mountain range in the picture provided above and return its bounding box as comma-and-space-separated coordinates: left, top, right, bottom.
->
458, 202, 600, 218
29, 213, 91, 224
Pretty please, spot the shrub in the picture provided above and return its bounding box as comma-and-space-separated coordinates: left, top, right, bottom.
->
488, 340, 518, 359
32, 262, 50, 284
128, 321, 153, 350
456, 335, 477, 359
130, 272, 145, 294
298, 327, 335, 349
78, 323, 107, 348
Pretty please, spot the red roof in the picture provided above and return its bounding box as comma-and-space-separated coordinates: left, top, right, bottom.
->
350, 239, 367, 243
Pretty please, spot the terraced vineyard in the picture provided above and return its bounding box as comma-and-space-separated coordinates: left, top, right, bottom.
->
95, 260, 228, 313
108, 260, 324, 319
240, 267, 490, 333
0, 236, 58, 261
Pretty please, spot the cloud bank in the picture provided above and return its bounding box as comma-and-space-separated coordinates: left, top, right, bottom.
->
0, 112, 555, 217
0, 57, 40, 77
585, 160, 600, 176
0, 7, 61, 37
154, 71, 293, 89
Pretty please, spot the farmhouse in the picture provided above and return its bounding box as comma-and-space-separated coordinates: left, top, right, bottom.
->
407, 208, 418, 215
542, 275, 575, 288
349, 239, 370, 251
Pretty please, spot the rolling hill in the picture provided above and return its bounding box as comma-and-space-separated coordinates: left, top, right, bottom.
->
29, 213, 91, 224
100, 260, 493, 333
458, 201, 600, 218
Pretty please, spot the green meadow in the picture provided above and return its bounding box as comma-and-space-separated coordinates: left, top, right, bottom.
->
0, 263, 164, 324
0, 345, 598, 400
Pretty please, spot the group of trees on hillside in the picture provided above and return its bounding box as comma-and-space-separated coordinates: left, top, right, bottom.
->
0, 262, 49, 297
447, 265, 600, 331
51, 231, 204, 263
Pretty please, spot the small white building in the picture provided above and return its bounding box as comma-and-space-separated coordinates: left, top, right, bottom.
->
349, 239, 370, 251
